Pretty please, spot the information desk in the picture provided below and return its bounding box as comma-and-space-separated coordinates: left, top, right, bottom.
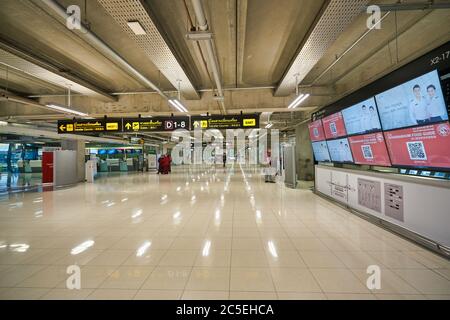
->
315, 165, 450, 255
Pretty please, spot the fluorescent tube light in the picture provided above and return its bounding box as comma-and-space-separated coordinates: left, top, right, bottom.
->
173, 99, 188, 112
127, 21, 146, 35
287, 93, 310, 109
265, 123, 273, 129
45, 103, 88, 116
168, 99, 188, 113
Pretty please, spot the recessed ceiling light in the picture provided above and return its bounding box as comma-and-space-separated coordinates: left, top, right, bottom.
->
127, 21, 146, 35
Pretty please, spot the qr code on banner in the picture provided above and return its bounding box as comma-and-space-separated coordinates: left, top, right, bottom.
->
361, 145, 373, 159
407, 141, 427, 160
313, 127, 319, 137
330, 122, 337, 134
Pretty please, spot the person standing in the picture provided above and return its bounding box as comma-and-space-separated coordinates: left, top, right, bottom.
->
368, 106, 380, 131
167, 153, 172, 173
157, 154, 164, 174
409, 85, 430, 125
426, 85, 444, 122
360, 105, 371, 133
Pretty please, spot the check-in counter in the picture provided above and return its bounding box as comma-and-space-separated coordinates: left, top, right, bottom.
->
120, 160, 128, 172
30, 160, 42, 173
99, 160, 108, 172
126, 158, 134, 171
106, 159, 120, 172
17, 160, 42, 173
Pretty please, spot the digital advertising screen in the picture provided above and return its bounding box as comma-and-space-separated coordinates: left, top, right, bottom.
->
98, 149, 107, 155
342, 97, 382, 135
327, 138, 354, 163
308, 120, 326, 142
384, 122, 450, 169
348, 132, 391, 166
376, 70, 448, 131
322, 112, 347, 139
311, 141, 331, 162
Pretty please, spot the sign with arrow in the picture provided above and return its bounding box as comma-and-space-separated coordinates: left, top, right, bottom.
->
190, 114, 260, 130
57, 119, 121, 134
122, 117, 189, 132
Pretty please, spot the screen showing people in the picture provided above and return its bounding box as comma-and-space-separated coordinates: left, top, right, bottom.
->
311, 141, 331, 162
322, 112, 347, 139
348, 133, 391, 166
308, 120, 326, 142
327, 138, 354, 163
384, 122, 450, 169
376, 70, 448, 131
342, 97, 382, 135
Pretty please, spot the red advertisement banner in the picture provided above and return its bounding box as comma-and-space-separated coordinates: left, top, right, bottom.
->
308, 120, 326, 142
384, 122, 450, 168
348, 133, 391, 166
322, 112, 347, 139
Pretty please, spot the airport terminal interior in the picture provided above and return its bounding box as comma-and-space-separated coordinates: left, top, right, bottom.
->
0, 0, 449, 301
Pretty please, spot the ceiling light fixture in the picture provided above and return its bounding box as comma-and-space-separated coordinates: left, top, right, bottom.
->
265, 123, 273, 129
287, 93, 310, 109
127, 21, 146, 35
45, 103, 88, 116
168, 99, 188, 113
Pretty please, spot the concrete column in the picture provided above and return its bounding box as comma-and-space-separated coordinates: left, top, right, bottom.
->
295, 122, 314, 181
61, 140, 86, 182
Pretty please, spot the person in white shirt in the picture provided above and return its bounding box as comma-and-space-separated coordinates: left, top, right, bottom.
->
360, 105, 371, 133
368, 106, 380, 131
426, 85, 445, 122
409, 84, 430, 125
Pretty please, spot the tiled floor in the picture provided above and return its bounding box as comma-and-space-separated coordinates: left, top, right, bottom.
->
0, 165, 449, 300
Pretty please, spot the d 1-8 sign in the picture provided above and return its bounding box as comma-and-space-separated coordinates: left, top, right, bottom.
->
58, 119, 120, 134
190, 114, 260, 130
122, 116, 189, 132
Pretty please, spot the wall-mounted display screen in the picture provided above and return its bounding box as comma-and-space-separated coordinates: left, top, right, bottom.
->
322, 112, 347, 139
348, 132, 391, 166
342, 97, 382, 135
327, 138, 354, 163
107, 149, 117, 155
98, 149, 107, 155
311, 141, 331, 162
376, 70, 448, 131
384, 122, 450, 169
308, 120, 326, 142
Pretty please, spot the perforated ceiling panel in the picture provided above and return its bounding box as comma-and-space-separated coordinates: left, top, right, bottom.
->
98, 0, 199, 99
0, 48, 110, 99
275, 0, 369, 96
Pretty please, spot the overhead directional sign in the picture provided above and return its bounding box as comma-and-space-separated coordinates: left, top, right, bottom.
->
122, 116, 189, 132
58, 119, 121, 134
190, 114, 260, 130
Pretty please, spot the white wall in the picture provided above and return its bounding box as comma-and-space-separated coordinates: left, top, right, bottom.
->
315, 165, 450, 248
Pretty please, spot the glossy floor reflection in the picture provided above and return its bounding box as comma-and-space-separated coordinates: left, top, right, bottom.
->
0, 165, 449, 300
0, 173, 43, 194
